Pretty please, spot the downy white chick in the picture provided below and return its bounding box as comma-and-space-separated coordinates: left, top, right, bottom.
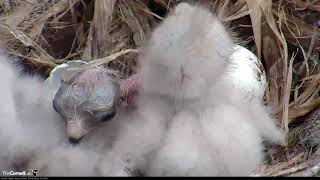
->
136, 2, 284, 176
28, 144, 102, 176
147, 106, 263, 176
139, 2, 232, 103
0, 55, 112, 177
0, 54, 67, 172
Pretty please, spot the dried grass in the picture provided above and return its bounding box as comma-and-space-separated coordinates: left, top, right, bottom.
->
0, 0, 320, 176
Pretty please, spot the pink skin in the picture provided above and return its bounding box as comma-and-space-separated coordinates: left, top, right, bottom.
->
119, 73, 142, 107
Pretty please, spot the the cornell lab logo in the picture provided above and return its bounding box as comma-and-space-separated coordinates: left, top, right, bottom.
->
32, 169, 38, 176
2, 169, 38, 176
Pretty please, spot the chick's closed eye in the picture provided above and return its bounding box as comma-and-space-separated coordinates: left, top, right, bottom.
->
94, 106, 117, 122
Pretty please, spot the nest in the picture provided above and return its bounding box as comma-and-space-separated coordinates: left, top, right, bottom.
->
0, 0, 320, 176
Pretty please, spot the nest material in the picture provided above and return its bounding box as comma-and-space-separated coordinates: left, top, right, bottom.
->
0, 0, 320, 176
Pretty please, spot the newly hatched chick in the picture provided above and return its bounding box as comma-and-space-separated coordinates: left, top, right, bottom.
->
53, 68, 120, 143
39, 66, 174, 176
25, 96, 173, 176
137, 2, 284, 176
49, 63, 142, 143
28, 87, 174, 176
0, 54, 66, 172
0, 55, 114, 176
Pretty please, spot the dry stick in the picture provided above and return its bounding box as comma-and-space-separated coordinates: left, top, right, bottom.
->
29, 0, 77, 39
289, 99, 320, 120
0, 24, 56, 67
284, 0, 320, 12
61, 49, 138, 82
278, 8, 291, 134
273, 8, 320, 50
261, 152, 305, 176
139, 8, 163, 20
306, 26, 318, 61
293, 161, 320, 176
4, 0, 37, 27
288, 75, 320, 120
82, 0, 116, 60
226, 0, 246, 17
84, 49, 138, 68
273, 163, 309, 176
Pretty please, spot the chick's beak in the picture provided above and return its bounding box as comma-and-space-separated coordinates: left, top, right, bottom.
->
66, 120, 87, 144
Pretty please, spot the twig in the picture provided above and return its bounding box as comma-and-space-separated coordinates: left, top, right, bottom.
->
292, 161, 320, 176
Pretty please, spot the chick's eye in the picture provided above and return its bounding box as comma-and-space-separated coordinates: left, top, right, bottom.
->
95, 107, 116, 122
